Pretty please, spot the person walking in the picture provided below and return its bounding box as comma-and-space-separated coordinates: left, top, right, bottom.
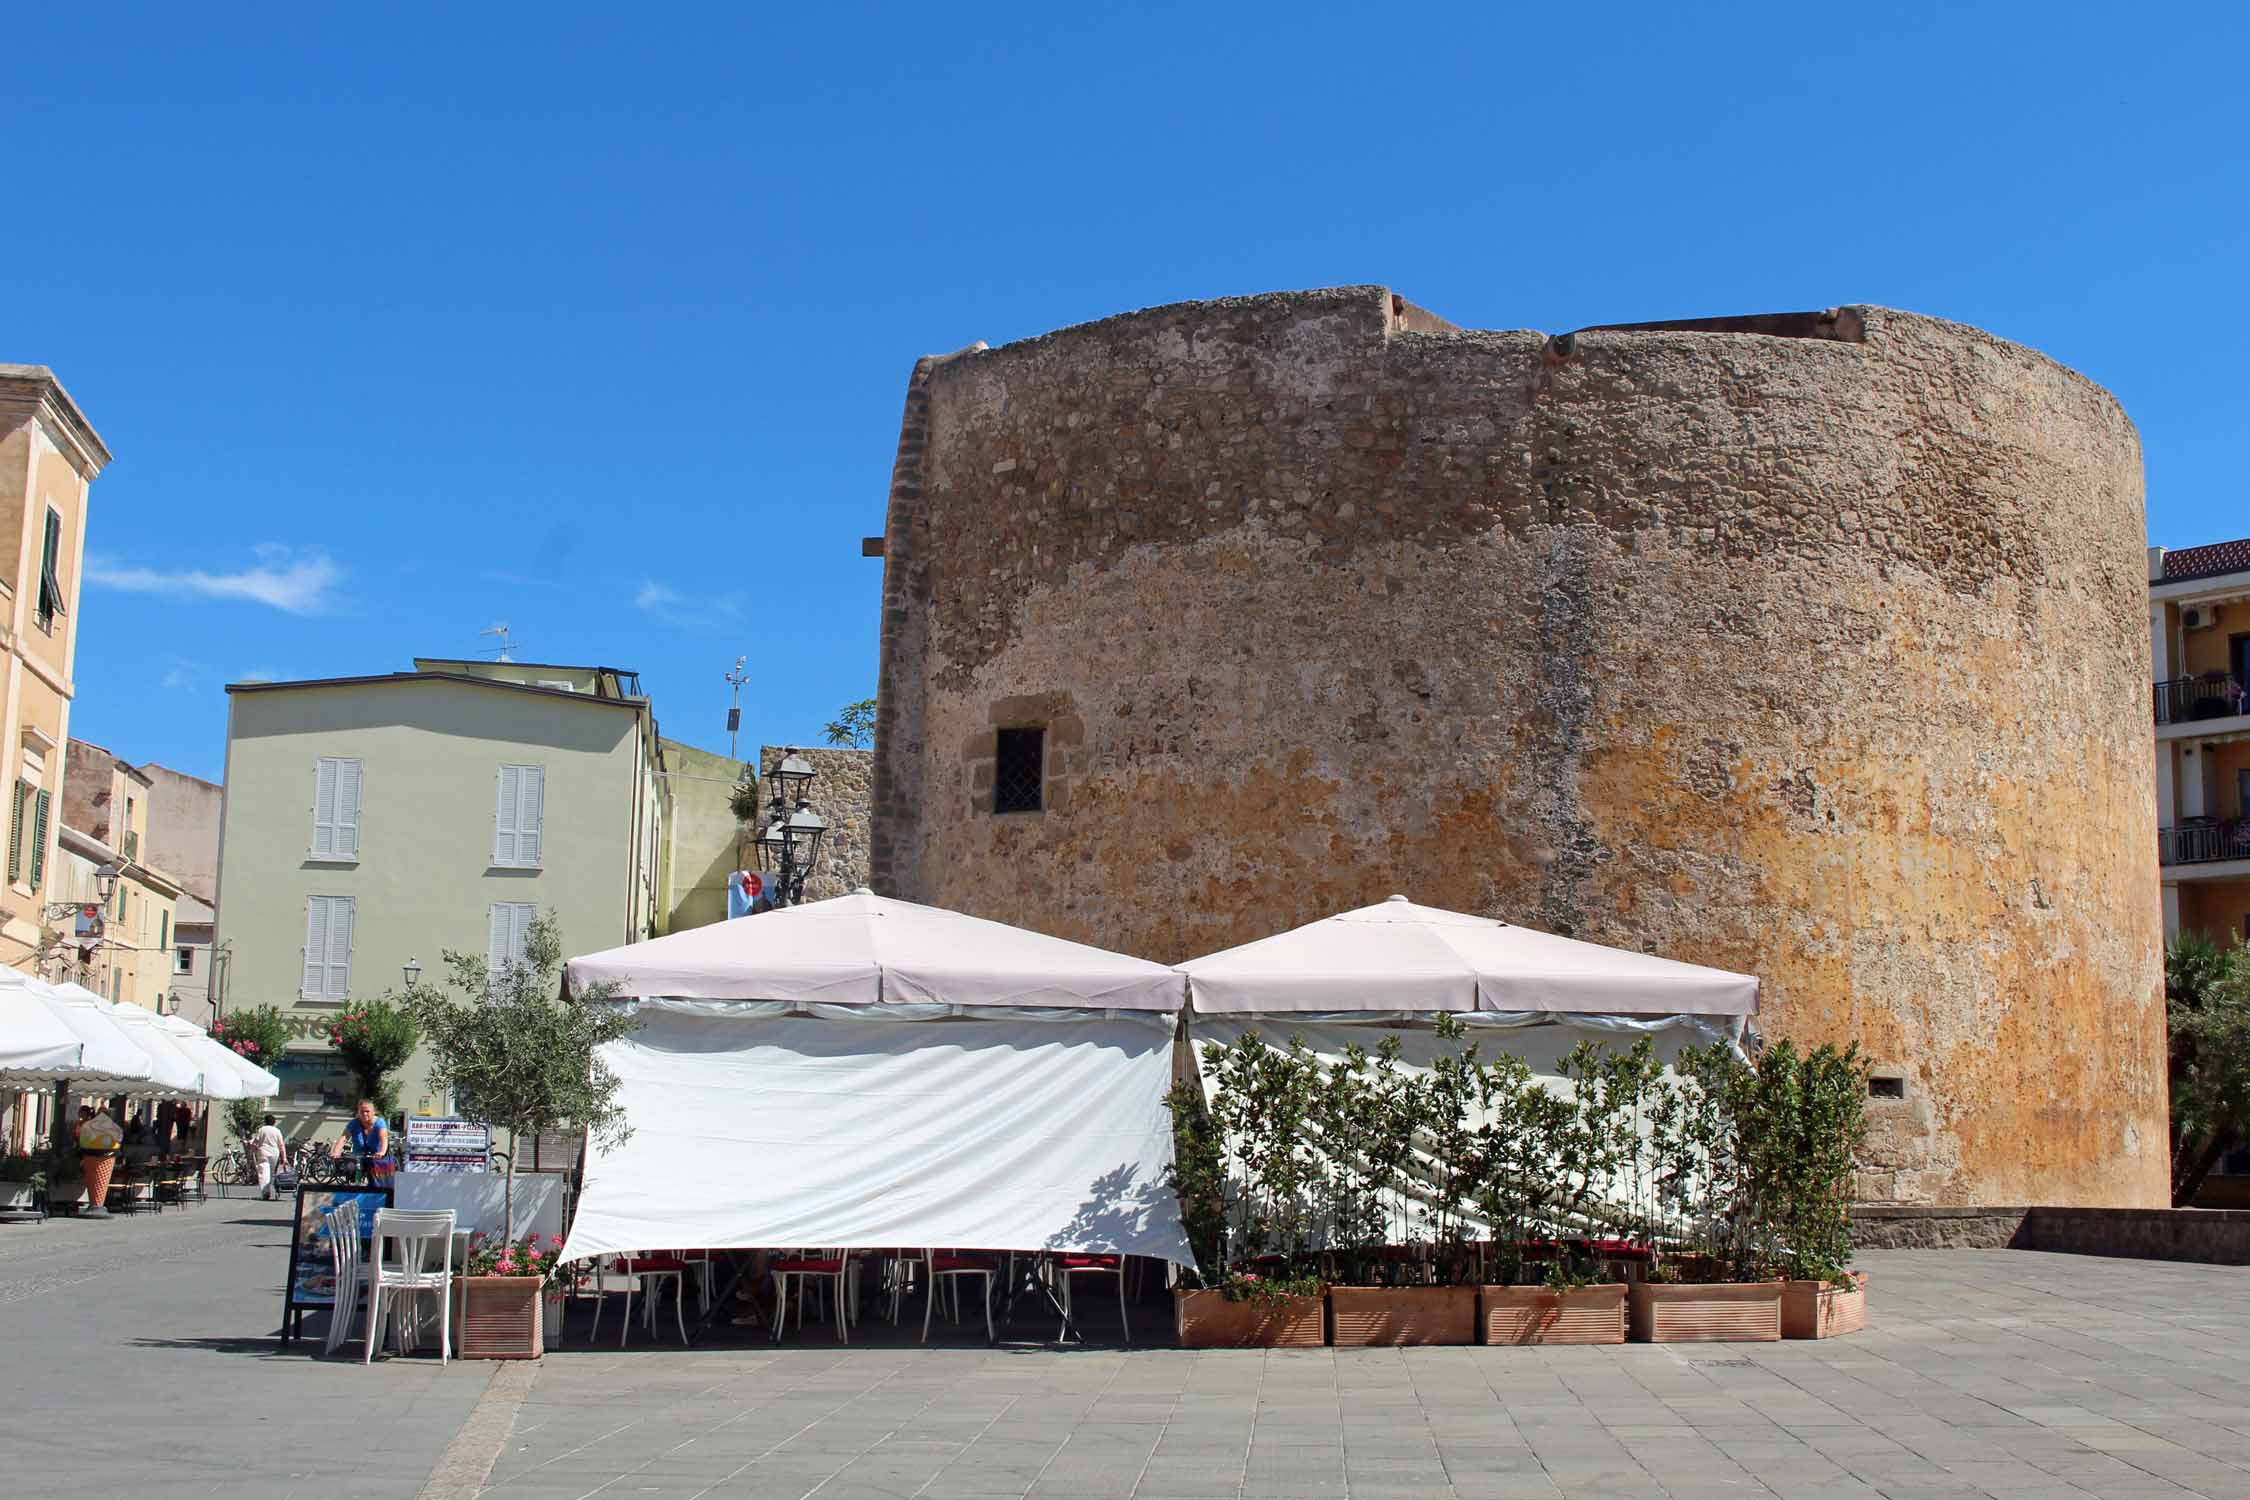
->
251, 1114, 289, 1201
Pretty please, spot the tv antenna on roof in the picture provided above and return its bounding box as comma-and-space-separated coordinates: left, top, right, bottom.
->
479, 623, 518, 663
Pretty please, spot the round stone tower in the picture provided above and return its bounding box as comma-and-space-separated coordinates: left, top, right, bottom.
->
868, 286, 2164, 1208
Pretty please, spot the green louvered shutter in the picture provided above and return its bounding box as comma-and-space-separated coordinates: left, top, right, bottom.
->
29, 789, 50, 890
6, 782, 22, 884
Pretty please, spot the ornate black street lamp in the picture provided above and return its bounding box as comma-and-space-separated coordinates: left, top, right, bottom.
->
754, 750, 830, 908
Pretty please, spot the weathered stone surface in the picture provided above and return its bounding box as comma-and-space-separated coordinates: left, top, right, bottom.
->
871, 285, 2166, 1209
1853, 1206, 2031, 1250
2019, 1207, 2250, 1265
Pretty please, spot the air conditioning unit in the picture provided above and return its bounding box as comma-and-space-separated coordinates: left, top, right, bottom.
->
2184, 607, 2215, 631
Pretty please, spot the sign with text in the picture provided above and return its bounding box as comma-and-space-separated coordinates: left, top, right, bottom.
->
403, 1116, 490, 1174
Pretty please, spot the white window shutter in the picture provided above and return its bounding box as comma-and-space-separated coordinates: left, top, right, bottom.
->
325, 897, 353, 999
302, 897, 328, 996
512, 903, 536, 968
312, 759, 338, 857
494, 765, 520, 865
487, 902, 512, 977
517, 766, 545, 866
334, 759, 363, 859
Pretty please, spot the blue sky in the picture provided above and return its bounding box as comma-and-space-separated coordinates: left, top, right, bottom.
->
12, 5, 2246, 781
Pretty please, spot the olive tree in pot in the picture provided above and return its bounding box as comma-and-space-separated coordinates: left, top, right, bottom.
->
407, 910, 637, 1358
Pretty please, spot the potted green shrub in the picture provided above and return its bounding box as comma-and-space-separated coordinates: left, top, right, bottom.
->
1631, 1042, 1784, 1342
407, 909, 635, 1358
1770, 1042, 1871, 1338
1322, 1029, 1476, 1347
1477, 1040, 1658, 1346
1169, 1035, 1328, 1347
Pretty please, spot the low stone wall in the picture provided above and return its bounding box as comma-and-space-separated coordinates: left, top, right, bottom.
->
1853, 1206, 2030, 1250
1854, 1204, 2250, 1264
2016, 1207, 2250, 1266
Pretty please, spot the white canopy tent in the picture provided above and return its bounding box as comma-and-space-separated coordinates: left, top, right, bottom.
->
1178, 896, 1762, 1243
559, 889, 1194, 1269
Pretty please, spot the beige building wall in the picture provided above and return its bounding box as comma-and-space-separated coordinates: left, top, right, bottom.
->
217, 666, 661, 1137
658, 736, 746, 932
137, 763, 222, 903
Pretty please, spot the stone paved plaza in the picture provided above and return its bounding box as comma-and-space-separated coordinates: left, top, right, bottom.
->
9, 1200, 2250, 1498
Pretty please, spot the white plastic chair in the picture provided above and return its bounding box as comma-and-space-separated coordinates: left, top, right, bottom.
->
587, 1253, 689, 1346
322, 1204, 370, 1357
364, 1209, 456, 1365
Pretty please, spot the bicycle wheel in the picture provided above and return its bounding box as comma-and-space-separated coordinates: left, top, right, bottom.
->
210, 1151, 247, 1188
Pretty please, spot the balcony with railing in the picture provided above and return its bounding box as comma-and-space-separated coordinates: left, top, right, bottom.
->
2161, 818, 2250, 869
2155, 673, 2247, 727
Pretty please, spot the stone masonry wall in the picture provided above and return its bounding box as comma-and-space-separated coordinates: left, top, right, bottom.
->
760, 744, 872, 903
870, 285, 2167, 1210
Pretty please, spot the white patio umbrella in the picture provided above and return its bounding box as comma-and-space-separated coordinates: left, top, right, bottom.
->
54, 985, 204, 1096
0, 970, 158, 1092
157, 1014, 277, 1099
0, 971, 86, 1081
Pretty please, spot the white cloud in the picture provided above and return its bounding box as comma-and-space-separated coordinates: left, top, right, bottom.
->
160, 663, 198, 692
635, 579, 739, 627
86, 546, 342, 615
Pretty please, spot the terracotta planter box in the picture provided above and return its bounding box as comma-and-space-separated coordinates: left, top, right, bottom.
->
1629, 1281, 1783, 1343
1782, 1272, 1867, 1339
1480, 1284, 1627, 1346
456, 1276, 544, 1359
1328, 1285, 1477, 1347
1174, 1288, 1325, 1348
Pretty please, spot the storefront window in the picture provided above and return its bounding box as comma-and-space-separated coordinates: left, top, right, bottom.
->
270, 1052, 355, 1111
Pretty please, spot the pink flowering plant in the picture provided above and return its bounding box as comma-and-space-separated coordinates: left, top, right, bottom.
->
465, 1231, 569, 1280
209, 1007, 289, 1067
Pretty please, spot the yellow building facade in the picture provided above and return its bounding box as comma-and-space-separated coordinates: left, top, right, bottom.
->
216, 660, 672, 1139
0, 367, 106, 978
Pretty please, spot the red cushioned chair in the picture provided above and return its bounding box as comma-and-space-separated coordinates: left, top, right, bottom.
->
771, 1250, 854, 1343
920, 1249, 1000, 1344
1053, 1252, 1129, 1343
